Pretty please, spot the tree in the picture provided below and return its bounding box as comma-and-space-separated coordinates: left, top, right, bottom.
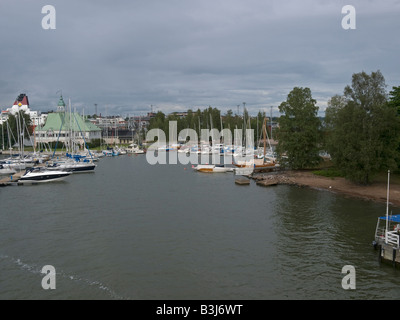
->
388, 86, 400, 115
325, 71, 400, 184
276, 87, 322, 169
2, 111, 32, 150
388, 86, 400, 169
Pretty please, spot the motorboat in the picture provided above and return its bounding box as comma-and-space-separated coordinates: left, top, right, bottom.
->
193, 164, 233, 173
19, 167, 72, 184
126, 143, 145, 154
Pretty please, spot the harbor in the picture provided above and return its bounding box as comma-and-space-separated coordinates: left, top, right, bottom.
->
0, 0, 399, 305
0, 151, 400, 299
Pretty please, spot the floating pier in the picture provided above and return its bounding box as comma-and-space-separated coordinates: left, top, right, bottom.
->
0, 172, 25, 186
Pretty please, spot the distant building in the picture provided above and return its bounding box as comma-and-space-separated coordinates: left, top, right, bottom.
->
0, 93, 47, 126
35, 95, 102, 148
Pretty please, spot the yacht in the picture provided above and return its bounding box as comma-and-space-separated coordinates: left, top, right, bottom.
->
19, 167, 72, 184
126, 143, 145, 154
0, 164, 16, 176
47, 160, 97, 173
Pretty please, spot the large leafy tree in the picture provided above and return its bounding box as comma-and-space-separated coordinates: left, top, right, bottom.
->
276, 87, 322, 169
388, 86, 400, 115
325, 71, 400, 184
388, 86, 400, 169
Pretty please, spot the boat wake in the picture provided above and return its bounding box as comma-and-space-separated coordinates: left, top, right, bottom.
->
0, 254, 128, 300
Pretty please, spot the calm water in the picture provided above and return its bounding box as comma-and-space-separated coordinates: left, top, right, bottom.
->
0, 153, 399, 300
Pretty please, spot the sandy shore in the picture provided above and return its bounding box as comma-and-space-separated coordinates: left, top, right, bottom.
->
253, 170, 400, 207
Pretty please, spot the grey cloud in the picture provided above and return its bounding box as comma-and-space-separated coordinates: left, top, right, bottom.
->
0, 0, 399, 116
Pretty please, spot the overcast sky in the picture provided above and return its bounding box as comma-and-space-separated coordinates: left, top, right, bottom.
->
0, 0, 399, 116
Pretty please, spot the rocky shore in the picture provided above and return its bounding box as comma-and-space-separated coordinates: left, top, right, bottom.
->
252, 170, 400, 207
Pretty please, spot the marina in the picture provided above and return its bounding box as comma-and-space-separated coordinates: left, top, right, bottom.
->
1, 152, 400, 299
0, 0, 399, 304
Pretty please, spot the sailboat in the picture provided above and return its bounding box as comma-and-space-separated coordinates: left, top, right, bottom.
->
194, 114, 233, 173
46, 157, 97, 173
47, 98, 97, 173
233, 117, 278, 171
0, 164, 16, 176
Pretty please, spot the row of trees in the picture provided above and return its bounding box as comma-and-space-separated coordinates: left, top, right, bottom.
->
147, 70, 399, 184
276, 70, 400, 184
148, 106, 271, 143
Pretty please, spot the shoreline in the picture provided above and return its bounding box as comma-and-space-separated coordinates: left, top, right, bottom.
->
252, 170, 400, 208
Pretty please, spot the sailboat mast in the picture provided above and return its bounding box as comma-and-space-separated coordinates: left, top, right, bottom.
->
1, 121, 3, 151
263, 117, 267, 162
386, 170, 390, 244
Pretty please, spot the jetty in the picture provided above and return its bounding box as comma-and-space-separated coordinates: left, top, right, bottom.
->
372, 171, 400, 267
373, 215, 400, 267
0, 171, 25, 186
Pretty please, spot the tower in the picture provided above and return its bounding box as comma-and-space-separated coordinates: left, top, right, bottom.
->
57, 95, 66, 112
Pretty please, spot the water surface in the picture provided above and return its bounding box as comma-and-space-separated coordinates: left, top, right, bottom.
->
0, 154, 398, 299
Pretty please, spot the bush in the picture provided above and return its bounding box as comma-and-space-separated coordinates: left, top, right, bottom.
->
313, 168, 345, 178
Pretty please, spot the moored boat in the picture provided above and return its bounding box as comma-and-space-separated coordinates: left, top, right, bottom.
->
19, 167, 72, 184
0, 164, 16, 176
47, 160, 96, 173
194, 164, 233, 173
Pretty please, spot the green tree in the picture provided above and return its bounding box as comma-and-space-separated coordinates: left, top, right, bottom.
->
325, 71, 400, 184
2, 111, 32, 150
388, 86, 400, 115
276, 87, 322, 169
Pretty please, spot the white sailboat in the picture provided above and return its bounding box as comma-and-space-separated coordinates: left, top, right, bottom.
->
0, 164, 16, 176
194, 116, 233, 173
233, 117, 278, 171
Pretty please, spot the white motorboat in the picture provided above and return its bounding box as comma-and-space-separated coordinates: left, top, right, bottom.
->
193, 164, 233, 173
19, 167, 72, 184
126, 144, 145, 154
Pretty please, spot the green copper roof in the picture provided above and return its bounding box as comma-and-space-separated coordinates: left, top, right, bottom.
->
37, 112, 101, 132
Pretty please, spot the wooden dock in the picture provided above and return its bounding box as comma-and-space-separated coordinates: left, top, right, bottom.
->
0, 171, 25, 186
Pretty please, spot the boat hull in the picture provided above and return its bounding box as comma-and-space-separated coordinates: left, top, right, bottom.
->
19, 168, 72, 184
19, 172, 71, 184
195, 164, 233, 173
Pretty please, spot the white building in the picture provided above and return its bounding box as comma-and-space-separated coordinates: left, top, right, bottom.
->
0, 93, 47, 126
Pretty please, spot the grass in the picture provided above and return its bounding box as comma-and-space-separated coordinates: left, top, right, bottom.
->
312, 167, 345, 178
312, 166, 400, 185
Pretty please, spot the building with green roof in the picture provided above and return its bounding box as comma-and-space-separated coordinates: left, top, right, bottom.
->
35, 96, 101, 149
